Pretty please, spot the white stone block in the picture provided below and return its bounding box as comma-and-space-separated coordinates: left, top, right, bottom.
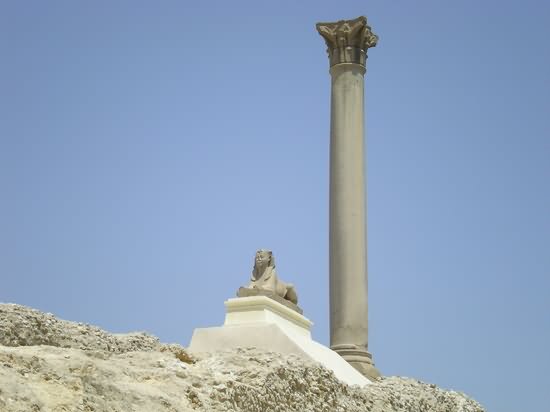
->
188, 296, 370, 387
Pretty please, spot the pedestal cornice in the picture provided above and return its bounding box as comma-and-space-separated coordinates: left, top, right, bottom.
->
316, 16, 378, 69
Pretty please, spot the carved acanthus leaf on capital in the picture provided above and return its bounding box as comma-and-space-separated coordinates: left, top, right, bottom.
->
316, 16, 378, 68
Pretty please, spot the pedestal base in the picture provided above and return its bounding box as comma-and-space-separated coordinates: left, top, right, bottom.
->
236, 287, 303, 314
331, 344, 381, 380
188, 296, 371, 387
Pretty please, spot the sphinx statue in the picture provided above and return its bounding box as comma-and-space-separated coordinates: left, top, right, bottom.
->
237, 250, 300, 313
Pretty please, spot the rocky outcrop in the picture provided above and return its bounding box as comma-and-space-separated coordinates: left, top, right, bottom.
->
0, 304, 484, 412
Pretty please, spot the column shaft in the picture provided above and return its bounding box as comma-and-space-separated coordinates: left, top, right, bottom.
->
316, 16, 380, 380
329, 64, 368, 348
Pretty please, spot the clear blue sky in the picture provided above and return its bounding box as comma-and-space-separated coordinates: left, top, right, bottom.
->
1, 1, 548, 411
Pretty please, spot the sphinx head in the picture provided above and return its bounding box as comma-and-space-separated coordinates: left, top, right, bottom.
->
254, 249, 275, 274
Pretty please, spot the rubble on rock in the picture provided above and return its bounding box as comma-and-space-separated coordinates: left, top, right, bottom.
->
0, 304, 484, 412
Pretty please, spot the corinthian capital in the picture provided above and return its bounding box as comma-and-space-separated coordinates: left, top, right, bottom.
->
316, 16, 378, 68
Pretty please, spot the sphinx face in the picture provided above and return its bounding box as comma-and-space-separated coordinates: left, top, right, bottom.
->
255, 251, 271, 269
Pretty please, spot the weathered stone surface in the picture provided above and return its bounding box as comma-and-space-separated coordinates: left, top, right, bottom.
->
317, 16, 378, 68
0, 303, 161, 352
238, 249, 299, 310
317, 16, 380, 379
237, 287, 303, 314
0, 304, 485, 412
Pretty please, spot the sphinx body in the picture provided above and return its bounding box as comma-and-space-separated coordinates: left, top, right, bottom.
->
239, 250, 298, 306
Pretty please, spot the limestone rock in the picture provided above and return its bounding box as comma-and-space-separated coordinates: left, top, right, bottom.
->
0, 303, 485, 412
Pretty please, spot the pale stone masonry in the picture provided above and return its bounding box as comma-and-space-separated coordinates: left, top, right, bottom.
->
316, 16, 380, 380
189, 296, 371, 387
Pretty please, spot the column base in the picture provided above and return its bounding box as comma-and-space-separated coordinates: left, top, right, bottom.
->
331, 344, 381, 381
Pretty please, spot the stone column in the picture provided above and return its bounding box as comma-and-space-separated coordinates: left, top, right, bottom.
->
316, 16, 380, 380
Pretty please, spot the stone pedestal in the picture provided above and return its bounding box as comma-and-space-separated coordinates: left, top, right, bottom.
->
188, 296, 371, 387
236, 287, 303, 314
316, 16, 380, 380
